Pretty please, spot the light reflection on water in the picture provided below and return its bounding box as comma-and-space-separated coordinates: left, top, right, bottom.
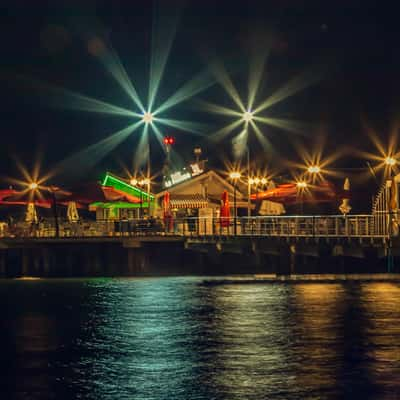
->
0, 278, 399, 399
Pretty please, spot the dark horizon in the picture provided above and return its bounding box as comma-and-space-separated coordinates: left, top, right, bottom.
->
1, 0, 400, 199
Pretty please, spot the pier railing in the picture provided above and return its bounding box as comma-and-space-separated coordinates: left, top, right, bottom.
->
0, 214, 394, 239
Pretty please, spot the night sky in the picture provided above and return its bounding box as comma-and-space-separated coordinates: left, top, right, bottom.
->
1, 0, 400, 194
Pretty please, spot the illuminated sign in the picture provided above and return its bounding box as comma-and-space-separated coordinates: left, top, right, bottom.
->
163, 163, 204, 188
190, 163, 203, 176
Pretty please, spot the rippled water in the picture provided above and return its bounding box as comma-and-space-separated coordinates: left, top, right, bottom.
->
0, 278, 399, 399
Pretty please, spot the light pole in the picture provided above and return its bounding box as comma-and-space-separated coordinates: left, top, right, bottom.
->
246, 147, 251, 217
194, 146, 202, 163
229, 171, 241, 235
296, 180, 308, 215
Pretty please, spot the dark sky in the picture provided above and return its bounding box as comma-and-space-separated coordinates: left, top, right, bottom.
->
1, 0, 400, 188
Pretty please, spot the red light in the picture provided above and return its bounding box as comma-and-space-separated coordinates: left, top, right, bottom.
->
163, 136, 175, 145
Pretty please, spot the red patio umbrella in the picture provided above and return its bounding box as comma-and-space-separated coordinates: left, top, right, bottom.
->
220, 190, 230, 227
163, 192, 173, 231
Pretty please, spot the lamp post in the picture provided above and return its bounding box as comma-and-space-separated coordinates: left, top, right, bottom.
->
141, 178, 150, 216
194, 146, 202, 163
48, 187, 59, 238
296, 181, 308, 215
229, 171, 241, 235
246, 147, 251, 217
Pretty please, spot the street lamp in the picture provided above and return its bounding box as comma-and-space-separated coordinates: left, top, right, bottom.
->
296, 181, 308, 189
296, 181, 308, 214
242, 110, 253, 122
194, 146, 202, 163
28, 182, 38, 190
142, 112, 153, 124
385, 156, 396, 167
229, 171, 241, 235
307, 165, 321, 174
47, 187, 60, 238
141, 178, 151, 216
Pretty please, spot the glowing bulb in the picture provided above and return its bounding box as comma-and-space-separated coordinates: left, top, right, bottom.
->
307, 165, 321, 174
141, 178, 150, 185
297, 181, 308, 189
229, 171, 241, 179
248, 178, 255, 185
142, 112, 153, 124
243, 110, 253, 122
29, 182, 38, 190
385, 156, 396, 166
254, 177, 260, 184
130, 178, 138, 186
260, 178, 267, 185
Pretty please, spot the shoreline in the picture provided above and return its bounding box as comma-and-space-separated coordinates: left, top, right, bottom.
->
4, 273, 400, 282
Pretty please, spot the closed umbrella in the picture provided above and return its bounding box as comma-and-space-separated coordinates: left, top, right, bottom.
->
220, 190, 230, 227
388, 177, 399, 237
67, 201, 79, 222
25, 202, 38, 223
339, 178, 351, 215
163, 192, 173, 231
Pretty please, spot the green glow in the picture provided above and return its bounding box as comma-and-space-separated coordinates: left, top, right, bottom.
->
209, 60, 245, 112
98, 42, 145, 112
55, 121, 143, 176
248, 48, 269, 111
154, 70, 215, 115
249, 120, 272, 150
203, 55, 316, 152
102, 173, 154, 200
15, 73, 138, 118
156, 118, 207, 136
134, 124, 150, 169
197, 100, 242, 117
254, 69, 322, 114
212, 119, 243, 142
90, 201, 151, 209
253, 116, 306, 135
148, 6, 179, 110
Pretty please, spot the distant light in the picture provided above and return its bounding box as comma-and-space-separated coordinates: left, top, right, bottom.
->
307, 165, 321, 174
229, 171, 241, 179
163, 136, 175, 145
142, 112, 153, 124
29, 182, 38, 190
141, 178, 150, 185
385, 156, 396, 166
130, 178, 138, 186
260, 178, 268, 185
296, 181, 308, 189
243, 110, 253, 122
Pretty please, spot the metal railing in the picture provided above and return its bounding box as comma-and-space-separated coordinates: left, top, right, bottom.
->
0, 214, 394, 239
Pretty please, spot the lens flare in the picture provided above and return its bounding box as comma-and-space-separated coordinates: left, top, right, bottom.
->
201, 54, 317, 156
142, 112, 154, 124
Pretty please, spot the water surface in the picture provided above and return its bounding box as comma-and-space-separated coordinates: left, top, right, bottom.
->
0, 278, 399, 399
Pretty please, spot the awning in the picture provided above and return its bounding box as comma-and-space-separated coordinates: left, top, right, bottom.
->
170, 194, 208, 209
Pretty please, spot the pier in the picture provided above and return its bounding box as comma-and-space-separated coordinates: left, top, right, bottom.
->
0, 214, 397, 277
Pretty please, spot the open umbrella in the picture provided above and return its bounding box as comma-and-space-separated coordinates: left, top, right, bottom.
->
220, 190, 230, 227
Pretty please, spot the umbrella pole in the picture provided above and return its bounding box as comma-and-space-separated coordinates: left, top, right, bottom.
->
50, 190, 59, 238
